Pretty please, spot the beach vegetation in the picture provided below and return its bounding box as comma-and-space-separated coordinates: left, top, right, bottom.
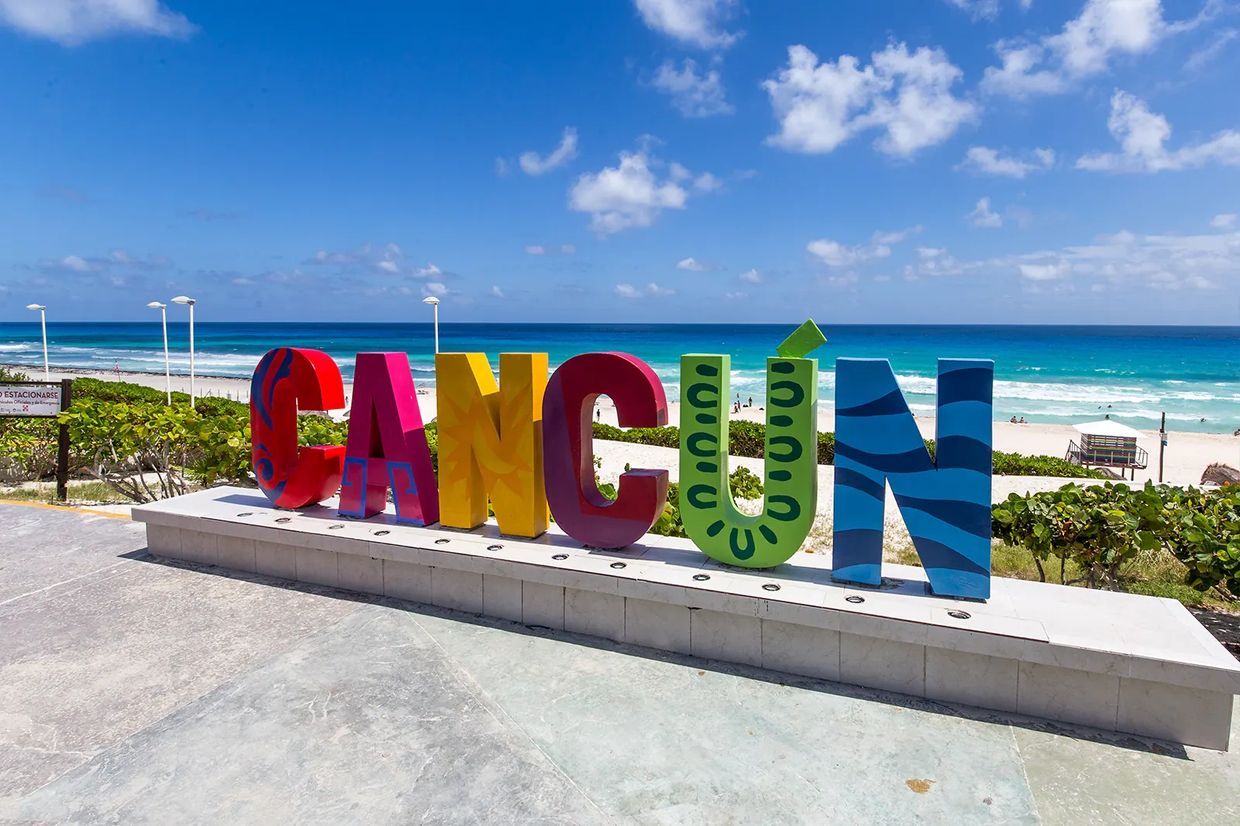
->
992, 482, 1240, 602
593, 421, 1100, 478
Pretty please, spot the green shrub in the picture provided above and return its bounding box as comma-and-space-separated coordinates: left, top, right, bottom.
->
991, 450, 1105, 479
992, 482, 1240, 599
593, 420, 1086, 478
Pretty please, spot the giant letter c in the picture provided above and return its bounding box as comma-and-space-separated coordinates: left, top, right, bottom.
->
542, 352, 668, 548
250, 347, 346, 509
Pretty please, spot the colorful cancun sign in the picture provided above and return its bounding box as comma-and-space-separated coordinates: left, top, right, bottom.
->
249, 321, 996, 600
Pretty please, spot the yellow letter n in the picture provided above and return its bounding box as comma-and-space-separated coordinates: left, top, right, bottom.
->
435, 352, 549, 538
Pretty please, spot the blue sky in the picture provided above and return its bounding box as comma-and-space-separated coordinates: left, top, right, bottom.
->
1, 0, 1238, 324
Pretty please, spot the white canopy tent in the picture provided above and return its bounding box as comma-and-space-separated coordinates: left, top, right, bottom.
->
1072, 419, 1143, 439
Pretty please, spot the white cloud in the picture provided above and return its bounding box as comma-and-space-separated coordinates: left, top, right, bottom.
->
677, 256, 706, 271
981, 0, 1200, 98
519, 127, 579, 176
902, 226, 1239, 292
423, 282, 448, 297
1004, 228, 1239, 290
1076, 91, 1240, 173
1186, 27, 1239, 71
724, 290, 748, 300
692, 172, 723, 192
490, 285, 505, 299
872, 226, 922, 245
807, 240, 863, 267
763, 42, 976, 158
494, 157, 510, 176
958, 145, 1055, 178
739, 268, 762, 283
1212, 213, 1237, 229
615, 281, 676, 299
0, 0, 195, 46
633, 0, 739, 49
570, 145, 715, 234
652, 58, 733, 117
525, 245, 546, 255
1018, 262, 1070, 281
807, 227, 914, 267
560, 243, 576, 254
943, 1, 1032, 20
60, 254, 95, 272
968, 197, 1003, 228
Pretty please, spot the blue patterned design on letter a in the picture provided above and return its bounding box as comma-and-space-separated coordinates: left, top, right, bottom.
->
831, 358, 994, 600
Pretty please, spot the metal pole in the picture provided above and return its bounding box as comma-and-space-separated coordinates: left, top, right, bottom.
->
188, 302, 196, 409
433, 303, 440, 354
161, 306, 171, 404
1158, 411, 1166, 484
56, 378, 72, 502
40, 308, 49, 381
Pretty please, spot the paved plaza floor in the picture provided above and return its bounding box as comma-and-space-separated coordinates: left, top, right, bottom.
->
1, 502, 1238, 824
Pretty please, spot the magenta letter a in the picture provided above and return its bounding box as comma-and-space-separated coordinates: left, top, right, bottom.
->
339, 352, 440, 525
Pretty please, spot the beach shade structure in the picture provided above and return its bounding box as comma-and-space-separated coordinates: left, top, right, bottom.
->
171, 295, 196, 408
1066, 419, 1148, 479
24, 304, 48, 380
422, 296, 440, 354
146, 301, 171, 404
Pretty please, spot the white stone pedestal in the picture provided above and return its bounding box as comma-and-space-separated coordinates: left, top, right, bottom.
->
133, 487, 1240, 750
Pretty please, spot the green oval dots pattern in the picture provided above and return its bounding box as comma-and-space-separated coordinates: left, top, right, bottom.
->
678, 352, 819, 568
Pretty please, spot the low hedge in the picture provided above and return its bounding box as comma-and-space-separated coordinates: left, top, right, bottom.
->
593, 421, 1103, 478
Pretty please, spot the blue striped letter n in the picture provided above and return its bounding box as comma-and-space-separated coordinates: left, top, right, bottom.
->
831, 358, 994, 601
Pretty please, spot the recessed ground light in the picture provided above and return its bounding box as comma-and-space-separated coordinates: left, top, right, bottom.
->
328, 524, 344, 530
692, 573, 711, 582
373, 530, 390, 536
275, 517, 291, 524
552, 553, 569, 560
948, 610, 971, 620
762, 583, 780, 592
609, 561, 627, 569
236, 512, 252, 517
487, 544, 503, 551
845, 595, 865, 604
434, 538, 450, 545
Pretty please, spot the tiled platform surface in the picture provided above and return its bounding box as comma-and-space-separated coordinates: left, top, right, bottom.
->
134, 486, 1240, 750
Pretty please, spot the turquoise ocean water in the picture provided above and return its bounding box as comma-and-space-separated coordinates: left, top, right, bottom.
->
0, 322, 1237, 433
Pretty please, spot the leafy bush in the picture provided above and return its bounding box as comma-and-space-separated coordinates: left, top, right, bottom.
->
591, 422, 681, 449
594, 421, 1088, 477
991, 450, 1104, 479
992, 482, 1240, 599
59, 398, 198, 501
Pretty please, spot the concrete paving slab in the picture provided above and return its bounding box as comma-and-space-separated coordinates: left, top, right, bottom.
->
9, 607, 608, 825
3, 502, 1240, 824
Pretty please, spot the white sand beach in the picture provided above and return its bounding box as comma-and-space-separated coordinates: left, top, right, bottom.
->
10, 364, 1237, 490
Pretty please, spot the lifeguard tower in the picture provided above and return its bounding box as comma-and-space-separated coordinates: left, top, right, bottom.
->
1065, 419, 1148, 480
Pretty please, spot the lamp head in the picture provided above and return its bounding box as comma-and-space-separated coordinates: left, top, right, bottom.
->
170, 295, 195, 305
146, 301, 166, 309
422, 296, 440, 306
26, 303, 45, 311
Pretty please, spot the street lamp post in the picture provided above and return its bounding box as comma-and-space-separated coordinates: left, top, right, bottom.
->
422, 296, 440, 354
147, 301, 171, 404
171, 295, 196, 408
25, 304, 48, 380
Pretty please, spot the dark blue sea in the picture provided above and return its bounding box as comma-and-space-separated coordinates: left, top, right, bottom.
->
1, 322, 1238, 433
